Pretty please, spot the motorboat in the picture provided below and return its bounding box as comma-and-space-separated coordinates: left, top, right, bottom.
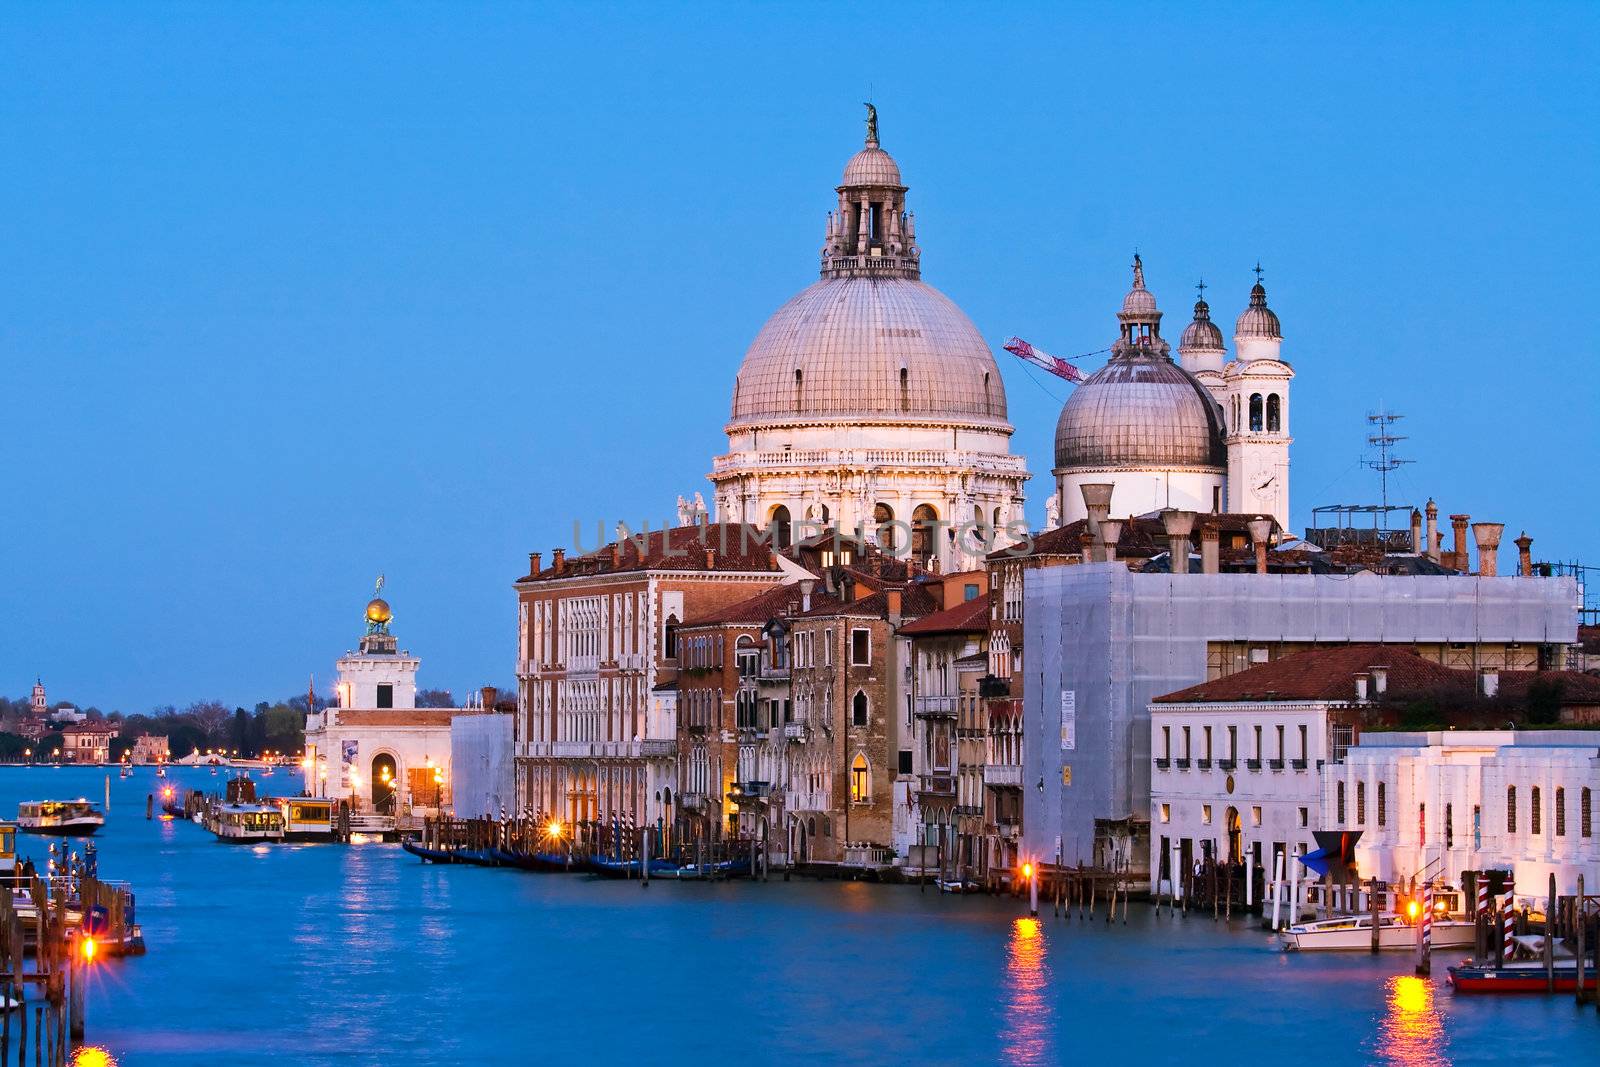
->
278, 798, 336, 842
209, 803, 285, 843
1280, 912, 1474, 952
1449, 936, 1593, 993
17, 800, 105, 837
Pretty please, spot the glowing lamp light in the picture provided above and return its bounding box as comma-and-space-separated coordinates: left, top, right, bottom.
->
1021, 862, 1034, 880
1406, 900, 1421, 920
81, 937, 97, 962
548, 820, 562, 839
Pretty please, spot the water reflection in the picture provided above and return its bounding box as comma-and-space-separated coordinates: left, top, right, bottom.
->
71, 1046, 117, 1067
1002, 917, 1053, 1065
1377, 975, 1447, 1067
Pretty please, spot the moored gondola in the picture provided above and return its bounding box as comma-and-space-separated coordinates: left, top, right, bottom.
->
401, 838, 457, 864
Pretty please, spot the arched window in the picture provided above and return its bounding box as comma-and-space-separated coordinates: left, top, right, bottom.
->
1555, 787, 1566, 837
1444, 803, 1454, 849
1336, 781, 1346, 824
1531, 786, 1542, 835
1266, 393, 1282, 433
874, 503, 896, 554
1507, 786, 1517, 834
1583, 788, 1592, 838
911, 504, 939, 564
664, 614, 680, 659
770, 505, 792, 550
983, 371, 992, 415
1249, 393, 1264, 432
1377, 781, 1386, 826
852, 690, 868, 727
850, 753, 869, 803
900, 366, 910, 412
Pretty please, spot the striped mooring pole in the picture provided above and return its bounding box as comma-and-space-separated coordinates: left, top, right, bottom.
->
1417, 882, 1433, 975
1475, 876, 1488, 921
1502, 873, 1517, 959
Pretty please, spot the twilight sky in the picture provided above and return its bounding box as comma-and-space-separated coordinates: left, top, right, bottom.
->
3, 3, 1596, 713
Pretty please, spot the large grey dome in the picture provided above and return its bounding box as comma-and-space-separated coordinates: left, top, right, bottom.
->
729, 276, 1009, 427
1054, 350, 1226, 471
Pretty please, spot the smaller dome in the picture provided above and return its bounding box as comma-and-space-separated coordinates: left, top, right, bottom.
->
1180, 298, 1225, 350
841, 145, 902, 187
1117, 254, 1159, 321
365, 598, 392, 625
1236, 281, 1282, 339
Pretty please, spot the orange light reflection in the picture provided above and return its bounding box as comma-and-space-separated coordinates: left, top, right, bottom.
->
1002, 917, 1053, 1066
1378, 974, 1447, 1067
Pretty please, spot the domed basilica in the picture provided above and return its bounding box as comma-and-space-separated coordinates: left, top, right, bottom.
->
711, 111, 1293, 562
711, 107, 1029, 572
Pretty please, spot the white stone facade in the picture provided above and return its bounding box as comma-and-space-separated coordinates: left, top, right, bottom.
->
1333, 731, 1600, 896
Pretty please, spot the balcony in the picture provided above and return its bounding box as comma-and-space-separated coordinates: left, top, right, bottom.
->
978, 676, 1011, 699
1218, 759, 1237, 772
914, 695, 958, 719
1291, 758, 1309, 771
758, 663, 790, 681
783, 722, 808, 740
1246, 758, 1262, 771
728, 781, 771, 802
1197, 758, 1213, 770
983, 764, 1022, 788
1174, 758, 1191, 770
1153, 758, 1171, 770
1269, 758, 1285, 771
919, 773, 956, 797
680, 792, 709, 813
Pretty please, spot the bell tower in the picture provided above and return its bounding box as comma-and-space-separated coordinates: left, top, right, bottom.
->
1224, 266, 1294, 528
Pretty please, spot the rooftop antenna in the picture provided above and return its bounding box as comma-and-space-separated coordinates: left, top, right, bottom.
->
1364, 408, 1412, 529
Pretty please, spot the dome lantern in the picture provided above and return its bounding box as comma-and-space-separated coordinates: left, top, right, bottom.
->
822, 104, 919, 281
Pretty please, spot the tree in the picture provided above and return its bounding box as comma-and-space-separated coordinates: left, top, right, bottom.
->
39, 733, 64, 760
260, 705, 305, 755
0, 733, 30, 760
415, 689, 455, 709
186, 701, 231, 745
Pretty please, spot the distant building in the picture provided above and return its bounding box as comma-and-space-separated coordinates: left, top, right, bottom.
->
303, 589, 456, 814
60, 722, 115, 764
131, 734, 170, 765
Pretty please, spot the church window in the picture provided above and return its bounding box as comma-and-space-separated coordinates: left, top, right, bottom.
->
900, 367, 910, 412
1249, 393, 1264, 432
1531, 786, 1542, 835
874, 503, 896, 553
1266, 393, 1282, 433
911, 504, 938, 564
771, 505, 792, 550
1507, 786, 1517, 834
1555, 787, 1565, 836
793, 369, 803, 413
852, 690, 868, 726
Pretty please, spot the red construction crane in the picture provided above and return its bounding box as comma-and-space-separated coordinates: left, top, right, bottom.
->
1002, 337, 1085, 384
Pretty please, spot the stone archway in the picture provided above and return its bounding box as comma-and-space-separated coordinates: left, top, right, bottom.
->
371, 752, 398, 813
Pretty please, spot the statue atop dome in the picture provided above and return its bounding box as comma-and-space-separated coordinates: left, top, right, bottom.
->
863, 102, 879, 146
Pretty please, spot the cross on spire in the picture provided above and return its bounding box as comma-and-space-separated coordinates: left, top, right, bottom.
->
1195, 278, 1207, 300
1253, 261, 1264, 284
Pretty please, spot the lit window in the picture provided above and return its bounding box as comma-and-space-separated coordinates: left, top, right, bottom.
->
1201, 805, 1212, 825
850, 754, 869, 803
1160, 804, 1170, 823
1250, 806, 1262, 827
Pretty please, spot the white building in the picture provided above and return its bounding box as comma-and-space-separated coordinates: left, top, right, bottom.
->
710, 107, 1029, 573
1054, 260, 1293, 530
303, 592, 456, 814
1336, 731, 1600, 896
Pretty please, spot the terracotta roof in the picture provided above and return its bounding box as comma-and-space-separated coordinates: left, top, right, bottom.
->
333, 710, 456, 728
681, 582, 837, 628
988, 513, 1278, 563
1153, 645, 1466, 703
1156, 646, 1600, 707
799, 580, 940, 620
899, 591, 991, 636
520, 523, 786, 582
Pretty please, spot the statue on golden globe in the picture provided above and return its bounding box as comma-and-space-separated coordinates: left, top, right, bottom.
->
365, 573, 392, 635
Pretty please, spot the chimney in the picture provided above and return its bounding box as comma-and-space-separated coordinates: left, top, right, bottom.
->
1080, 483, 1114, 555
1424, 500, 1439, 562
799, 578, 814, 613
611, 542, 622, 568
480, 685, 498, 711
1514, 532, 1533, 577
886, 587, 903, 623
1098, 518, 1124, 564
1078, 529, 1096, 564
1409, 510, 1423, 554
1369, 665, 1388, 696
1479, 667, 1499, 698
1248, 516, 1274, 575
705, 548, 717, 569
1471, 522, 1504, 577
1449, 514, 1470, 571
552, 548, 566, 575
528, 551, 542, 576
1161, 509, 1196, 576
1354, 671, 1370, 702
1200, 522, 1220, 575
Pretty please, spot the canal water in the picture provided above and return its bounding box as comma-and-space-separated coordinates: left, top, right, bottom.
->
2, 766, 1594, 1066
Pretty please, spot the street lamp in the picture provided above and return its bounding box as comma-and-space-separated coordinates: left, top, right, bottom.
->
433, 769, 444, 810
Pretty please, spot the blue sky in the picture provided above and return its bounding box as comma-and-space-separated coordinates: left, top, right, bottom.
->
3, 3, 1596, 712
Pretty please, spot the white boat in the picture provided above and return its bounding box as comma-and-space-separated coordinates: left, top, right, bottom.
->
1281, 913, 1475, 952
278, 798, 336, 842
17, 800, 105, 837
210, 803, 285, 844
